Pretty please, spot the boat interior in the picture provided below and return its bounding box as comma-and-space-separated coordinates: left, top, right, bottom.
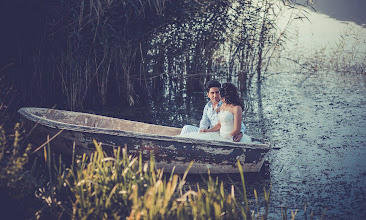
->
31, 108, 182, 136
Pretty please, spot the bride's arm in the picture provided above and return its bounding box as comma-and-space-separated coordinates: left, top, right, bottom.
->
201, 121, 221, 132
229, 106, 242, 137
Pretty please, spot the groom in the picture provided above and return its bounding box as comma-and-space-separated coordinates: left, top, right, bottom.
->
181, 80, 245, 142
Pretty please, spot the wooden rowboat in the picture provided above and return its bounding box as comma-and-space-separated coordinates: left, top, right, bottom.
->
18, 107, 271, 173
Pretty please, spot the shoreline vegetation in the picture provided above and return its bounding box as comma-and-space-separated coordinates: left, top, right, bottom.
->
2, 0, 364, 219
0, 125, 327, 219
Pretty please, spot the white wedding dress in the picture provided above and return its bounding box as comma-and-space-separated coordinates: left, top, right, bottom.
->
179, 111, 252, 143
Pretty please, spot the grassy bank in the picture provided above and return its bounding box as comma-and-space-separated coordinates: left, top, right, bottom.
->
0, 125, 325, 219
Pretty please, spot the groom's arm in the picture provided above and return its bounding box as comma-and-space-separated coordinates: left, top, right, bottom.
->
234, 111, 247, 142
199, 103, 210, 130
233, 121, 246, 142
240, 121, 246, 133
203, 121, 221, 132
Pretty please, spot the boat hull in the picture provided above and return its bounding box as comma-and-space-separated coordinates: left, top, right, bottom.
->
19, 107, 270, 173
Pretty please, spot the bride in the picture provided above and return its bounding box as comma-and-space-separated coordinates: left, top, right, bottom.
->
179, 83, 251, 143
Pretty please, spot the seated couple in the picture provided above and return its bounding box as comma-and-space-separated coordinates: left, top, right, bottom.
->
179, 80, 252, 143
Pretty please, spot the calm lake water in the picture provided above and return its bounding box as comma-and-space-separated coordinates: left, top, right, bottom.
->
93, 4, 366, 219
257, 71, 366, 219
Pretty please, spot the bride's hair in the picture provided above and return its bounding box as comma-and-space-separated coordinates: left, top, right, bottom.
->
220, 83, 244, 110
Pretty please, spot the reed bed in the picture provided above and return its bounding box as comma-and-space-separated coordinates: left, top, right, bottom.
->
6, 0, 315, 111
